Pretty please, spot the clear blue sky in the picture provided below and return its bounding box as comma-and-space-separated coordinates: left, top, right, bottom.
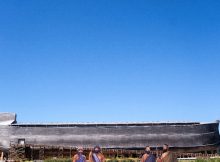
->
0, 0, 220, 123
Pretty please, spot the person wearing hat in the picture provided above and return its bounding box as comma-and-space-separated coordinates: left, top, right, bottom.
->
89, 146, 105, 162
72, 147, 86, 162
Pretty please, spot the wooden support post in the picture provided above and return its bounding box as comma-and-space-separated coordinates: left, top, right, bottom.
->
70, 147, 72, 159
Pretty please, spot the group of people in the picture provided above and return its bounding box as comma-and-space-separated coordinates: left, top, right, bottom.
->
72, 146, 105, 162
141, 144, 177, 162
72, 144, 177, 162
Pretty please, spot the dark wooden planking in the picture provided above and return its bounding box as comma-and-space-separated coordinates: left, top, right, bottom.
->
1, 123, 219, 150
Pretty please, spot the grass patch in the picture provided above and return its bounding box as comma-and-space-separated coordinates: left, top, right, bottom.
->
179, 159, 220, 162
44, 158, 72, 162
195, 159, 220, 162
106, 158, 138, 162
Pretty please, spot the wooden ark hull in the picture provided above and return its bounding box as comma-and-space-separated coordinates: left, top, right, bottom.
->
0, 113, 220, 160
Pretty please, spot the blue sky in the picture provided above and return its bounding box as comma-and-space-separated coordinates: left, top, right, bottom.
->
0, 0, 220, 123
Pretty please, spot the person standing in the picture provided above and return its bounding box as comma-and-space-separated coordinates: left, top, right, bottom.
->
89, 146, 105, 162
141, 146, 156, 162
157, 144, 177, 162
72, 147, 86, 162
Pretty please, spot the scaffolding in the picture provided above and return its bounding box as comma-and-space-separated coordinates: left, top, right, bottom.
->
6, 143, 219, 161
8, 143, 26, 161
